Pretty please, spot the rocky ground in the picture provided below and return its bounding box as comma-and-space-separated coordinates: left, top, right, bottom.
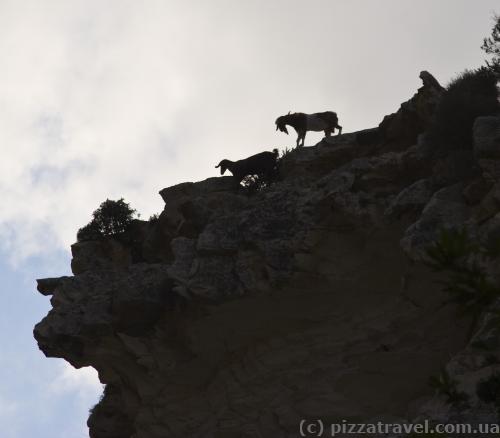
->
34, 74, 500, 437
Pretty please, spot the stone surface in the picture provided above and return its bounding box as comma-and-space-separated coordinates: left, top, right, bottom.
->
463, 176, 494, 205
36, 277, 68, 296
472, 181, 500, 224
473, 116, 500, 160
71, 239, 133, 275
378, 75, 444, 150
385, 178, 435, 218
34, 73, 500, 438
400, 183, 471, 260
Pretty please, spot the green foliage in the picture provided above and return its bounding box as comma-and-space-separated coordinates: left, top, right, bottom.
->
76, 220, 102, 242
426, 228, 477, 271
476, 373, 500, 410
481, 14, 500, 75
425, 228, 500, 316
241, 174, 272, 194
241, 149, 280, 195
426, 67, 499, 153
77, 198, 136, 242
429, 368, 469, 408
443, 270, 500, 315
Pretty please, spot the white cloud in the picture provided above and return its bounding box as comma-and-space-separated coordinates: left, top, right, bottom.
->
49, 362, 103, 401
0, 0, 498, 264
47, 362, 104, 438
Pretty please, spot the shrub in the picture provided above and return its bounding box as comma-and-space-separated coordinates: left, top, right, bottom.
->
241, 174, 271, 194
443, 270, 500, 316
241, 149, 281, 195
481, 14, 500, 76
425, 228, 477, 272
426, 228, 500, 316
77, 198, 136, 242
426, 68, 499, 153
76, 220, 102, 242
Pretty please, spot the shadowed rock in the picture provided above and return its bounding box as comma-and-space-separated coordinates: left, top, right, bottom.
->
33, 74, 500, 438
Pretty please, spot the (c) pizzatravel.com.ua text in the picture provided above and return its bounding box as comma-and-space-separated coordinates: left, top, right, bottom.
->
299, 419, 500, 436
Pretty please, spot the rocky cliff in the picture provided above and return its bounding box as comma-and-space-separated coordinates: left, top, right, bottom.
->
34, 74, 500, 437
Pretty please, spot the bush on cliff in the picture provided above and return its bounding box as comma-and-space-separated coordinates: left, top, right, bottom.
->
425, 228, 500, 317
482, 14, 500, 76
77, 198, 136, 242
426, 67, 498, 153
240, 150, 285, 195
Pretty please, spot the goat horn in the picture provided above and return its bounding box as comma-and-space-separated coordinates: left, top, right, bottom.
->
287, 111, 291, 115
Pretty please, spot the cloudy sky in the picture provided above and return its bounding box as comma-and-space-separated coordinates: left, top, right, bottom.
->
1, 0, 498, 436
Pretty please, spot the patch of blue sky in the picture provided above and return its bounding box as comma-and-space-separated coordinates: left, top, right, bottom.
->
0, 251, 102, 438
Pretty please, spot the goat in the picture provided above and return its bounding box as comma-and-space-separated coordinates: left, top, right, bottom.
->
215, 149, 279, 185
275, 111, 342, 147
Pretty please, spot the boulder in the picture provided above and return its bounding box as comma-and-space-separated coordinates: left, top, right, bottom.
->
385, 178, 435, 217
401, 183, 470, 259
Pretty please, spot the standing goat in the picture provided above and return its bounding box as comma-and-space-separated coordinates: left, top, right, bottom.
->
215, 149, 279, 185
275, 111, 342, 147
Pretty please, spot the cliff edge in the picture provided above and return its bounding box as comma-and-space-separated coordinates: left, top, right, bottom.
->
34, 75, 500, 437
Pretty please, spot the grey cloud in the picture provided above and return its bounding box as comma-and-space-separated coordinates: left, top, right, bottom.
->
0, 0, 498, 260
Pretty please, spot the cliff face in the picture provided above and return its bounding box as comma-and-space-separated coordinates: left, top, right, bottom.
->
34, 77, 500, 438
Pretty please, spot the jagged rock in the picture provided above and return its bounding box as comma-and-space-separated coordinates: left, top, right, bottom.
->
158, 177, 238, 232
419, 70, 444, 91
378, 73, 444, 149
478, 214, 500, 259
463, 177, 494, 205
473, 116, 500, 185
412, 302, 500, 428
472, 181, 500, 223
34, 264, 172, 365
279, 138, 360, 181
431, 150, 478, 187
355, 127, 382, 145
316, 127, 381, 148
385, 178, 434, 217
401, 183, 471, 260
478, 159, 500, 183
71, 239, 133, 275
470, 302, 500, 351
36, 276, 68, 296
159, 176, 236, 205
35, 73, 497, 438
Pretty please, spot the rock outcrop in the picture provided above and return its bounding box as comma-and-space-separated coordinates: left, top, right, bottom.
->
34, 75, 500, 438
